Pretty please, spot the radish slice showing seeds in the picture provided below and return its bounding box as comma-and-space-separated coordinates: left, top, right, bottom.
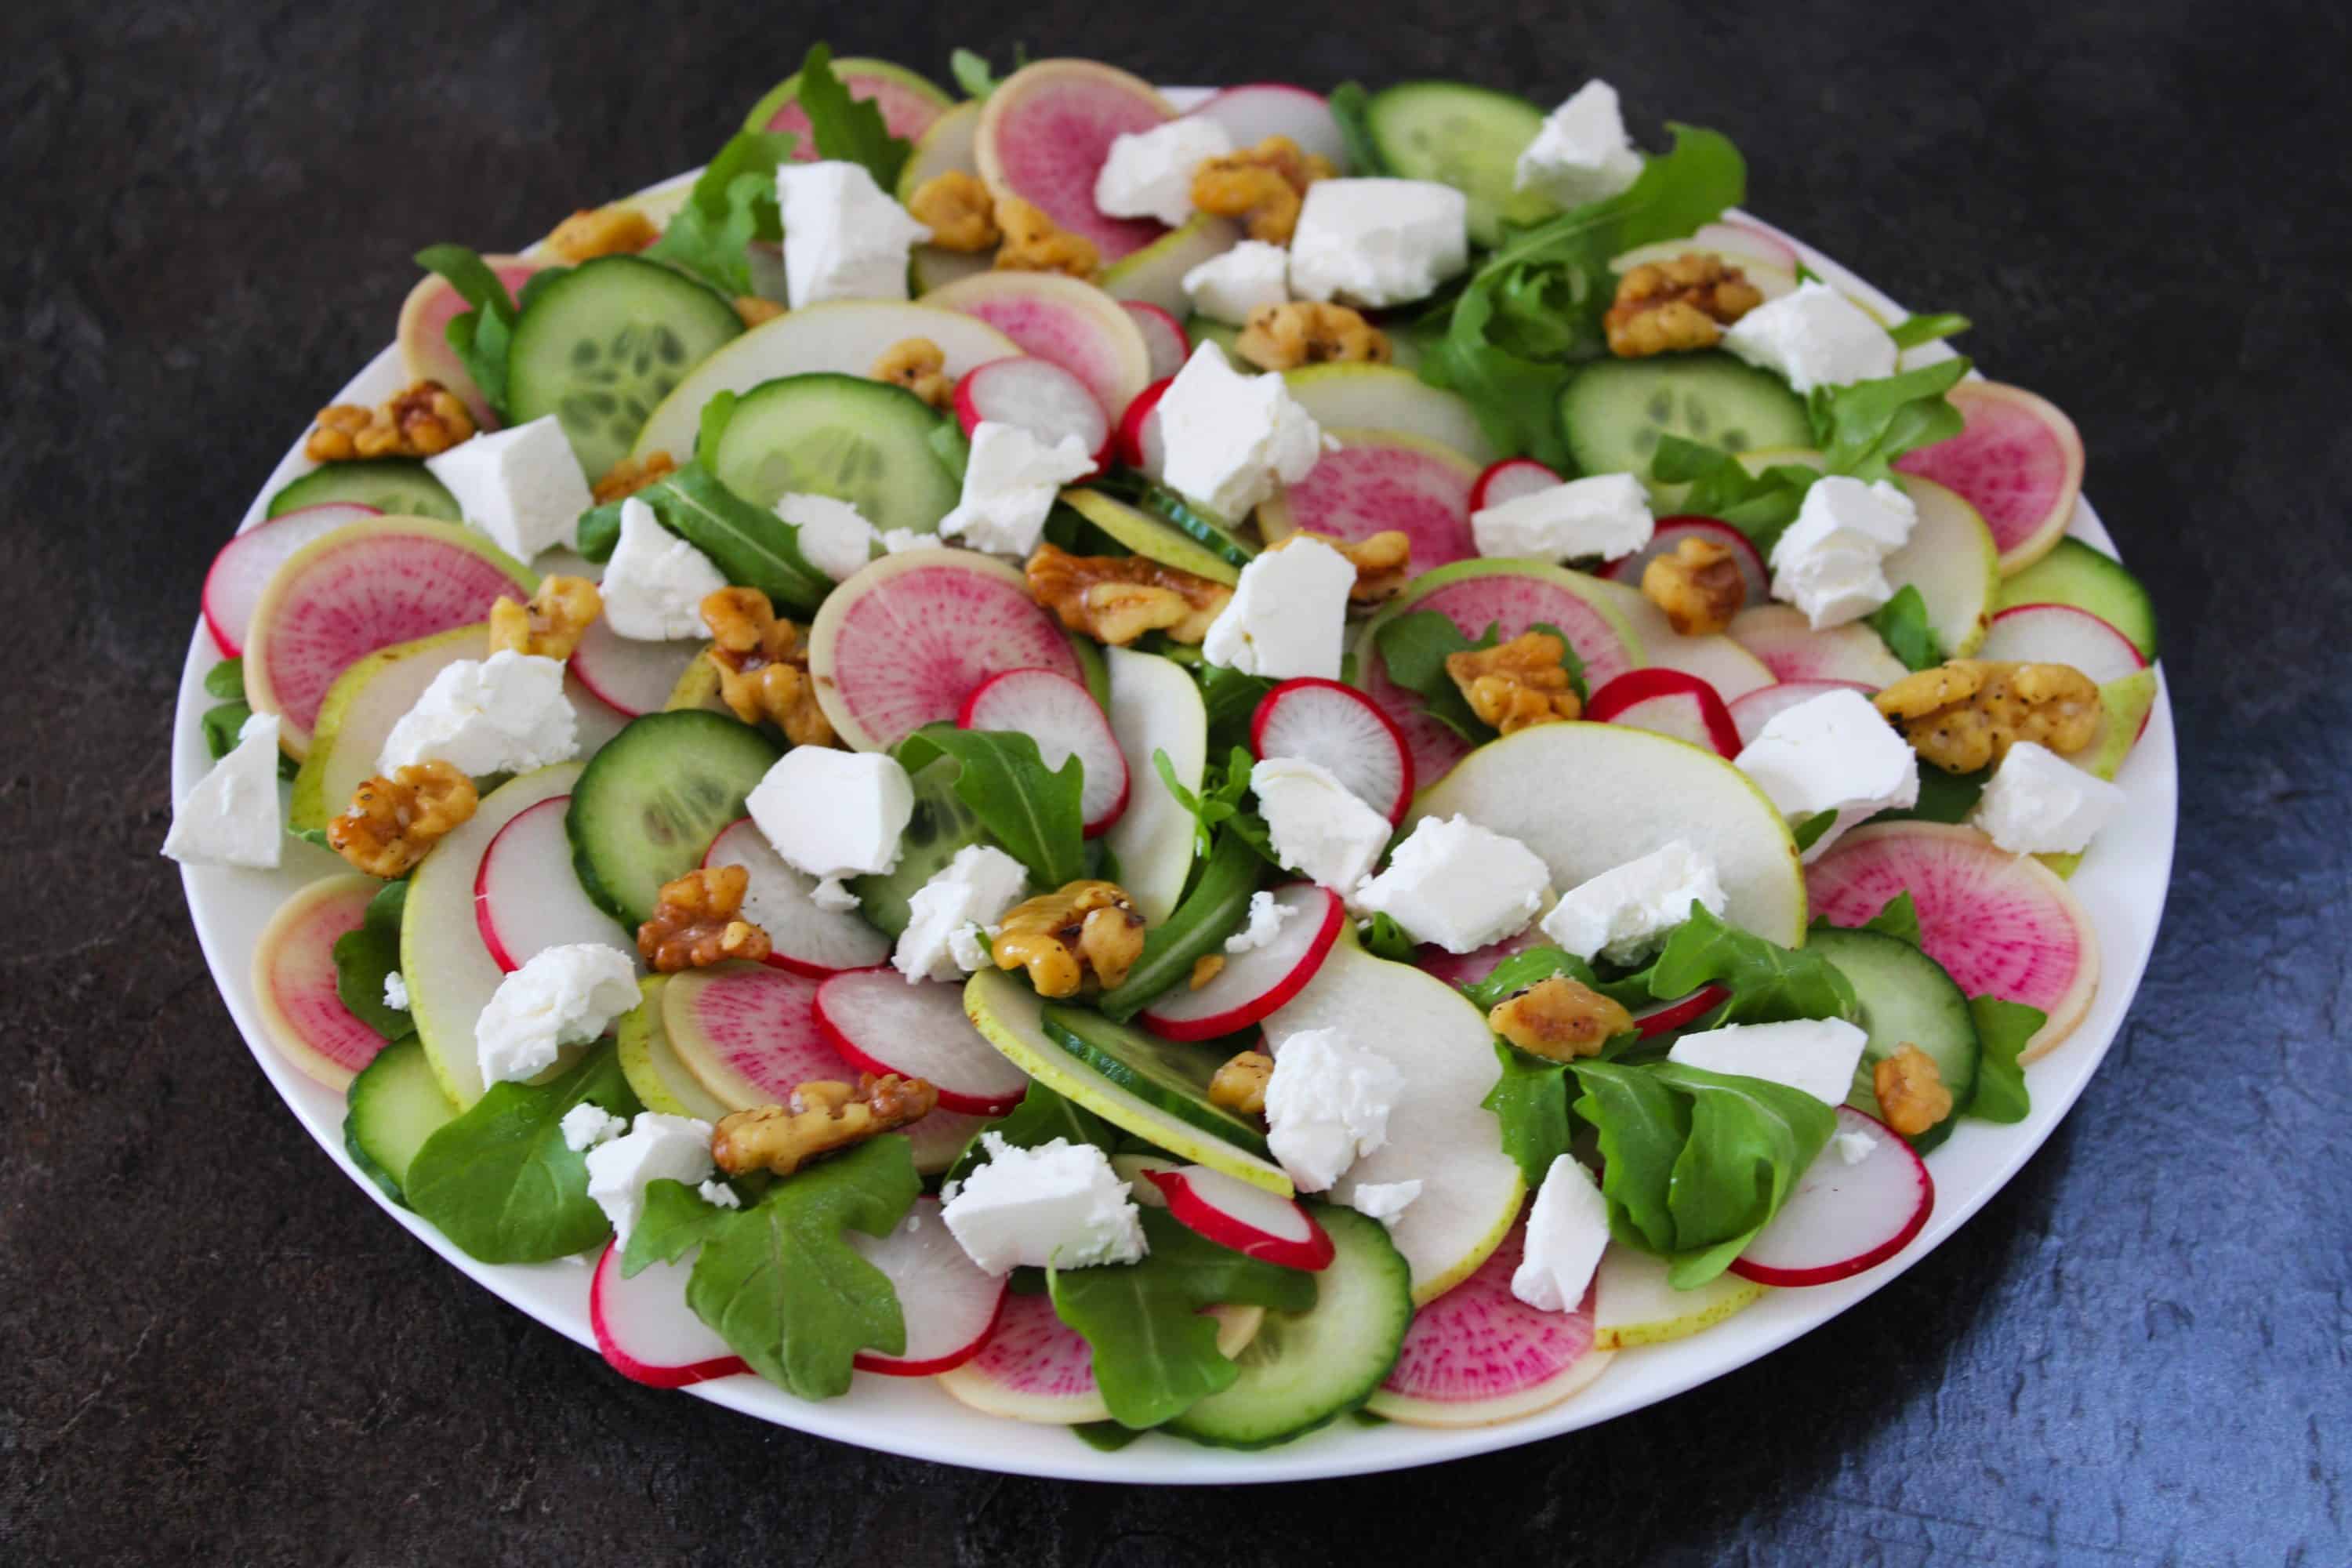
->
569, 616, 704, 719
1139, 882, 1344, 1040
201, 503, 380, 656
703, 817, 893, 977
1250, 677, 1415, 826
1584, 667, 1743, 759
1144, 1163, 1335, 1270
1468, 457, 1563, 515
1598, 516, 1769, 604
815, 967, 1031, 1115
473, 796, 637, 974
1728, 679, 1877, 746
590, 1241, 746, 1388
1114, 376, 1172, 477
958, 666, 1130, 834
850, 1196, 1011, 1376
1121, 302, 1190, 382
1729, 1106, 1933, 1287
953, 355, 1112, 467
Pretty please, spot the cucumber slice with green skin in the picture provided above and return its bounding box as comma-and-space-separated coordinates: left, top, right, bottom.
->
1164, 1204, 1413, 1449
1806, 925, 1978, 1142
267, 462, 459, 521
566, 710, 783, 928
1559, 354, 1813, 482
1136, 482, 1258, 570
1098, 830, 1263, 1022
849, 755, 992, 938
1363, 82, 1555, 249
1040, 1004, 1272, 1160
1994, 537, 2159, 662
1063, 488, 1243, 585
706, 372, 961, 535
343, 1034, 458, 1204
506, 255, 744, 481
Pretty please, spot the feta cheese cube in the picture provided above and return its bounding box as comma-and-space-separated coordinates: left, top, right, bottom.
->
602, 496, 729, 641
1094, 116, 1233, 228
746, 747, 914, 879
1667, 1017, 1871, 1106
377, 649, 579, 776
1345, 1179, 1422, 1227
1352, 814, 1553, 953
1539, 839, 1728, 964
560, 1102, 628, 1152
1250, 756, 1395, 894
774, 161, 931, 308
1181, 239, 1291, 325
894, 844, 1031, 983
1513, 80, 1644, 207
1768, 475, 1918, 629
1289, 179, 1471, 309
938, 422, 1098, 557
1224, 888, 1296, 954
162, 711, 284, 869
778, 492, 879, 583
474, 942, 641, 1087
1969, 739, 2128, 855
697, 1178, 742, 1210
1511, 1154, 1610, 1312
1832, 1127, 1880, 1166
1733, 688, 1920, 858
1264, 1028, 1404, 1192
1200, 536, 1353, 679
1472, 472, 1654, 564
1158, 339, 1324, 519
423, 415, 593, 561
1721, 280, 1897, 395
940, 1134, 1147, 1274
585, 1112, 717, 1244
383, 971, 410, 1012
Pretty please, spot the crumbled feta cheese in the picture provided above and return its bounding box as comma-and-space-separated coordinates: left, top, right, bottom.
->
947, 923, 994, 973
1352, 815, 1553, 954
474, 942, 641, 1087
1094, 116, 1233, 228
1250, 756, 1395, 894
1511, 1154, 1610, 1312
1832, 1128, 1880, 1166
1721, 280, 1897, 395
894, 844, 1031, 983
1181, 239, 1291, 325
585, 1112, 717, 1244
423, 414, 593, 561
1768, 476, 1918, 629
778, 492, 880, 583
1667, 1018, 1871, 1106
746, 747, 914, 879
1471, 472, 1654, 564
774, 161, 931, 308
1969, 740, 2129, 855
1733, 688, 1920, 859
809, 877, 861, 913
879, 528, 934, 554
1200, 536, 1353, 679
1345, 1179, 1422, 1227
162, 711, 284, 869
1158, 339, 1324, 519
1539, 839, 1728, 964
383, 971, 410, 1012
377, 649, 579, 776
1264, 1028, 1403, 1192
601, 497, 728, 641
1224, 888, 1296, 954
940, 1134, 1147, 1275
697, 1178, 742, 1210
1288, 179, 1471, 309
559, 1102, 627, 1153
1514, 80, 1644, 207
938, 422, 1098, 557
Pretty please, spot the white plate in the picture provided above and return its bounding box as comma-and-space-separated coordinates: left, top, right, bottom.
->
170, 90, 2176, 1482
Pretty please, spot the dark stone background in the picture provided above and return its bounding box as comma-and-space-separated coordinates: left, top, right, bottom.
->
4, 1, 2346, 1563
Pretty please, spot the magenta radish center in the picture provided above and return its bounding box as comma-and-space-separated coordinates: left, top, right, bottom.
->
1894, 387, 2077, 555
1379, 1220, 1595, 1403
952, 296, 1132, 416
987, 78, 1169, 259
667, 964, 840, 1098
705, 820, 891, 973
1728, 610, 1904, 685
823, 562, 1081, 750
764, 74, 946, 152
816, 970, 1032, 1106
899, 1104, 993, 1173
206, 504, 378, 655
262, 882, 387, 1080
953, 1290, 1100, 1402
1278, 441, 1477, 569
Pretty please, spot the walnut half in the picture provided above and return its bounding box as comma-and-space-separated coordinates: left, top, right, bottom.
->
712, 1074, 940, 1178
488, 575, 602, 661
701, 587, 836, 746
1025, 543, 1233, 646
307, 379, 475, 462
1236, 301, 1391, 372
1873, 659, 2103, 775
1208, 1051, 1272, 1116
1487, 977, 1634, 1062
1641, 535, 1746, 636
1873, 1044, 1954, 1137
1605, 252, 1766, 358
637, 866, 772, 972
325, 760, 477, 878
992, 880, 1145, 998
1446, 630, 1583, 735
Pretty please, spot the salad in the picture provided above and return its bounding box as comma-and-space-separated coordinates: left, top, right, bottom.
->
165, 44, 2161, 1453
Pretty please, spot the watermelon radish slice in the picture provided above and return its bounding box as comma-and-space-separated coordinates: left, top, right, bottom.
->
250, 874, 394, 1091
1257, 428, 1480, 568
242, 517, 535, 758
1727, 604, 1908, 688
590, 1243, 746, 1388
1584, 668, 1742, 759
1250, 678, 1414, 826
1806, 821, 2100, 1063
745, 56, 952, 151
920, 271, 1156, 419
1598, 517, 1770, 604
1468, 457, 1563, 514
1139, 883, 1345, 1040
808, 546, 1085, 753
1185, 83, 1349, 169
1281, 364, 1500, 466
1142, 1163, 1335, 1270
953, 358, 1112, 471
1123, 303, 1190, 382
473, 796, 637, 972
815, 968, 1031, 1115
1364, 1218, 1611, 1428
660, 962, 838, 1111
974, 58, 1176, 263
568, 618, 704, 719
934, 1290, 1265, 1424
1976, 604, 2146, 684
851, 1196, 1010, 1376
1114, 376, 1172, 476
1730, 1107, 1933, 1287
396, 255, 546, 426
202, 503, 379, 656
958, 666, 1131, 835
1894, 381, 2084, 575
701, 818, 892, 977
1729, 678, 1876, 746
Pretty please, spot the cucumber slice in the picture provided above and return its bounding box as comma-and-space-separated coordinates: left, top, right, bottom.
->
506, 254, 743, 480
1993, 537, 2159, 662
1806, 925, 1978, 1138
707, 372, 960, 535
343, 1034, 458, 1203
566, 710, 783, 928
1040, 1004, 1270, 1159
1559, 354, 1813, 481
267, 461, 459, 521
1063, 488, 1243, 585
849, 755, 991, 937
1165, 1204, 1413, 1448
1137, 483, 1259, 569
1363, 82, 1555, 248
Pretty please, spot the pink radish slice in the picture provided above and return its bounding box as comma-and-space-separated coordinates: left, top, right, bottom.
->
958, 666, 1130, 834
1598, 517, 1770, 604
1115, 377, 1172, 476
1893, 381, 2084, 574
202, 503, 379, 656
975, 60, 1172, 261
1123, 303, 1190, 383
933, 1290, 1109, 1421
851, 1196, 1010, 1375
396, 256, 544, 426
702, 818, 892, 977
473, 797, 636, 972
1726, 604, 1909, 688
1139, 883, 1345, 1040
1806, 821, 2100, 1062
922, 273, 1154, 419
1250, 677, 1415, 825
1184, 83, 1348, 169
816, 968, 1030, 1115
953, 357, 1112, 466
1730, 1107, 1932, 1287
1468, 457, 1563, 514
568, 618, 704, 719
251, 875, 393, 1091
1261, 436, 1478, 569
1367, 1218, 1608, 1426
1729, 679, 1876, 746
764, 73, 947, 154
1584, 668, 1742, 759
1976, 604, 2145, 684
1143, 1165, 1334, 1270
1414, 927, 1549, 989
590, 1242, 746, 1388
1695, 219, 1798, 267
901, 1104, 993, 1177
660, 962, 840, 1110
1630, 985, 1731, 1038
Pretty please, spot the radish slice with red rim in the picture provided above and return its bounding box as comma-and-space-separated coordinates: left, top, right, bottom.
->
1468, 457, 1563, 514
815, 967, 1031, 1115
851, 1196, 1010, 1376
1144, 1163, 1334, 1270
1976, 603, 2145, 683
201, 503, 380, 656
1139, 881, 1344, 1040
1728, 679, 1877, 746
702, 818, 893, 977
1115, 376, 1172, 476
1182, 83, 1348, 170
958, 666, 1130, 834
1584, 667, 1743, 759
1628, 984, 1730, 1038
1729, 1106, 1933, 1287
473, 796, 637, 973
590, 1241, 746, 1388
1598, 517, 1769, 604
1121, 302, 1190, 382
1250, 677, 1415, 826
953, 356, 1112, 470
569, 617, 704, 719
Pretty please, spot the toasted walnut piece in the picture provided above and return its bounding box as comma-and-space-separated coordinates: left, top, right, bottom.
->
1274, 530, 1414, 604
1604, 252, 1768, 359
993, 880, 1145, 998
637, 866, 774, 972
1024, 542, 1235, 645
1236, 301, 1392, 372
307, 379, 475, 463
1488, 977, 1635, 1062
488, 575, 603, 660
1446, 631, 1583, 735
701, 588, 837, 746
907, 170, 1002, 252
1190, 954, 1227, 990
712, 1073, 941, 1178
543, 204, 659, 263
1874, 1044, 1955, 1138
1209, 1051, 1272, 1116
325, 760, 477, 877
1874, 659, 2103, 775
734, 295, 785, 328
993, 197, 1100, 279
1190, 136, 1333, 245
592, 449, 677, 503
1641, 535, 1747, 636
872, 336, 954, 409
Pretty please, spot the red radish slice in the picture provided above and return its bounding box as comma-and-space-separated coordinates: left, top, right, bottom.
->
1893, 381, 2084, 574
1122, 303, 1190, 383
1807, 821, 2100, 1062
396, 255, 545, 426
1729, 679, 1876, 746
1584, 668, 1742, 759
1629, 985, 1731, 1038
1694, 218, 1798, 267
1257, 430, 1480, 570
902, 1104, 995, 1177
660, 963, 838, 1111
851, 1196, 1010, 1375
953, 356, 1112, 467
816, 968, 1031, 1115
702, 818, 892, 977
1730, 1107, 1933, 1287
934, 1290, 1263, 1423
1976, 603, 2145, 684
1414, 927, 1548, 989
1599, 517, 1770, 604
1139, 883, 1345, 1040
1250, 678, 1415, 825
568, 618, 705, 719
959, 666, 1130, 835
590, 1242, 746, 1388
1184, 83, 1349, 169
974, 59, 1174, 263
1114, 376, 1172, 476
250, 874, 394, 1091
1143, 1164, 1335, 1270
473, 797, 637, 973
1727, 604, 1909, 688
923, 271, 1156, 419
202, 503, 380, 656
1468, 457, 1563, 514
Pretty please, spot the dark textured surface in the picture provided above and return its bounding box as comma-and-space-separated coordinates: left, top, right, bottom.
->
4, 1, 2347, 1562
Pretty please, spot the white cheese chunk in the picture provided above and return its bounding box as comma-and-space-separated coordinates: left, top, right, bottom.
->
746, 747, 914, 879
1250, 756, 1395, 894
1200, 536, 1353, 680
474, 942, 641, 1087
1345, 1179, 1422, 1227
1224, 888, 1296, 954
1181, 239, 1291, 325
1513, 80, 1644, 207
602, 496, 728, 641
1288, 179, 1471, 309
1768, 475, 1918, 630
1265, 1028, 1404, 1192
1471, 471, 1654, 564
1733, 688, 1921, 859
894, 844, 1032, 983
778, 492, 880, 583
585, 1112, 717, 1245
941, 1134, 1148, 1275
938, 422, 1098, 557
1512, 1154, 1611, 1312
1094, 116, 1233, 228
162, 711, 284, 869
697, 1178, 742, 1210
1539, 839, 1728, 964
1667, 1017, 1871, 1107
879, 527, 934, 554
1832, 1128, 1880, 1166
774, 160, 931, 308
1352, 814, 1553, 954
1721, 280, 1897, 395
377, 649, 579, 777
1158, 339, 1324, 519
559, 1102, 628, 1153
382, 971, 410, 1012
947, 923, 994, 974
423, 415, 593, 561
1970, 739, 2128, 855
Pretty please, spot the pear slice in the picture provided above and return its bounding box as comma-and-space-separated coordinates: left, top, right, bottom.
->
1592, 1244, 1766, 1350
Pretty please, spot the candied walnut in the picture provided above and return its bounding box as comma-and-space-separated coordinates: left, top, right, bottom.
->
1873, 659, 2103, 775
637, 865, 774, 972
307, 379, 475, 462
543, 204, 659, 263
1190, 136, 1334, 245
1208, 1051, 1272, 1116
712, 1073, 941, 1178
1446, 630, 1583, 735
1604, 252, 1767, 358
1641, 535, 1747, 636
993, 196, 1099, 279
1274, 530, 1413, 604
592, 449, 677, 503
1235, 300, 1392, 372
488, 575, 602, 661
734, 295, 785, 328
325, 760, 477, 877
907, 170, 1001, 252
993, 880, 1145, 998
701, 588, 837, 746
1874, 1044, 1955, 1138
1487, 977, 1635, 1062
872, 336, 954, 410
1190, 954, 1227, 990
1024, 542, 1234, 646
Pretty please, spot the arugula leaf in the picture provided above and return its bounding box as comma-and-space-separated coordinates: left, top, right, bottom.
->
1887, 313, 1971, 350
949, 44, 1026, 100
1482, 1040, 1576, 1186
794, 43, 912, 191
1809, 357, 1971, 483
1530, 621, 1589, 703
1886, 763, 1987, 826
1790, 810, 1840, 855
1152, 746, 1268, 864
1648, 436, 1814, 546
1859, 891, 1922, 947
405, 1041, 643, 1263
1358, 913, 1417, 963
1327, 82, 1388, 176
625, 1136, 920, 1399
1098, 829, 1261, 1023
415, 244, 525, 421
1461, 946, 1600, 1011
1964, 996, 2040, 1123
1370, 613, 1587, 742
1196, 665, 1276, 756
1648, 905, 1858, 1026
896, 725, 1087, 887
200, 701, 253, 764
575, 461, 830, 613
945, 1080, 1119, 1185
332, 880, 411, 1040
1866, 584, 1940, 671
643, 129, 797, 299
1569, 1059, 1687, 1252
203, 658, 245, 701
1073, 1421, 1148, 1451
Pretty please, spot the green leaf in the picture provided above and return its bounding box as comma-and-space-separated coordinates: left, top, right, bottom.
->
1098, 828, 1262, 1023
203, 658, 245, 701
1790, 809, 1840, 854
1073, 1421, 1148, 1451
644, 129, 797, 298
1810, 357, 1972, 483
1358, 913, 1417, 964
1963, 996, 2040, 1123
1887, 313, 1971, 350
1648, 435, 1814, 547
1867, 584, 1940, 672
1327, 82, 1388, 176
1569, 1061, 1688, 1252
1648, 905, 1858, 1026
1195, 665, 1276, 757
1371, 611, 1496, 741
795, 43, 912, 191
575, 461, 830, 614
332, 880, 411, 1040
694, 389, 741, 471
1529, 620, 1589, 703
1461, 946, 1600, 1011
415, 244, 525, 419
1482, 1040, 1575, 1187
200, 701, 253, 764
405, 1041, 643, 1263
1860, 891, 1922, 947
1885, 763, 1987, 826
895, 724, 1087, 887
949, 45, 1025, 100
